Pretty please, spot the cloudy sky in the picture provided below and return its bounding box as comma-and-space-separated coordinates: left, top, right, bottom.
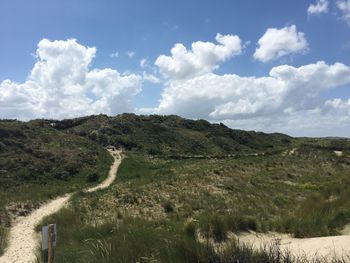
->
0, 0, 350, 137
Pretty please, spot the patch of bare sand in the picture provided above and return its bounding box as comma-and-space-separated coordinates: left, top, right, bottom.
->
237, 231, 350, 261
334, 150, 343, 157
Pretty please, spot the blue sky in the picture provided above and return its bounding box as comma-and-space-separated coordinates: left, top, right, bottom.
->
0, 0, 350, 136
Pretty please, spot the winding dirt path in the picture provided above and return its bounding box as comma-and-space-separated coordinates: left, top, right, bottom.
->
0, 149, 122, 263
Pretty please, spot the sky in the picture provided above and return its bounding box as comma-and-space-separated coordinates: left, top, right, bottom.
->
0, 0, 350, 137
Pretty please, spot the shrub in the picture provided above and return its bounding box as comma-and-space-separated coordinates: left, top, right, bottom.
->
238, 217, 258, 232
226, 215, 258, 232
54, 170, 70, 181
147, 147, 160, 155
87, 172, 99, 183
163, 201, 174, 213
211, 215, 227, 242
0, 226, 7, 256
184, 221, 197, 239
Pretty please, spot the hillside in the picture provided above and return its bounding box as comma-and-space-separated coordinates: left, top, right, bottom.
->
0, 120, 112, 189
0, 119, 113, 254
42, 113, 293, 155
1, 114, 350, 261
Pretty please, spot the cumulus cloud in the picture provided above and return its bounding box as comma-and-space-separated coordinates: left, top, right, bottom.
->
154, 59, 350, 136
223, 102, 350, 137
152, 35, 350, 136
155, 33, 242, 80
142, 72, 160, 84
156, 61, 350, 119
337, 0, 350, 24
254, 25, 308, 63
0, 39, 142, 119
308, 0, 329, 15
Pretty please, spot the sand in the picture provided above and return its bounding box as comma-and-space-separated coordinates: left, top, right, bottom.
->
238, 231, 350, 261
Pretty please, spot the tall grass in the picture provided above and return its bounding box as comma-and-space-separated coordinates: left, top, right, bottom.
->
275, 175, 350, 237
114, 151, 350, 237
220, 240, 349, 263
33, 148, 350, 262
0, 226, 7, 255
35, 206, 349, 263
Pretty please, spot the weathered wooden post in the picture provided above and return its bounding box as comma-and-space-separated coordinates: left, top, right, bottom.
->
42, 224, 56, 263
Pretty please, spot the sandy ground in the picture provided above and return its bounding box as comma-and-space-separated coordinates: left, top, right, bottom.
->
237, 231, 350, 261
0, 149, 122, 263
334, 150, 343, 157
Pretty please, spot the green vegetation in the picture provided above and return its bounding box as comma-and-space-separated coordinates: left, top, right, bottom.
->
277, 182, 350, 237
0, 226, 6, 255
43, 113, 292, 155
1, 114, 350, 261
35, 194, 349, 263
35, 141, 350, 262
0, 119, 113, 255
109, 148, 350, 237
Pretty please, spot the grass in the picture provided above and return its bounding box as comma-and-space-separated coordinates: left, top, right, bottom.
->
34, 144, 350, 262
276, 185, 350, 237
0, 226, 6, 255
104, 148, 350, 237
34, 204, 349, 263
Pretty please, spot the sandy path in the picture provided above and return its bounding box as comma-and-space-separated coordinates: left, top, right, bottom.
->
0, 149, 122, 263
238, 231, 350, 261
86, 150, 121, 193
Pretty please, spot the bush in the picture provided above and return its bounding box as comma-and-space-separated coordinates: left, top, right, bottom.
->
163, 201, 174, 213
238, 217, 258, 232
226, 215, 258, 233
184, 221, 197, 239
147, 147, 161, 155
211, 215, 227, 242
54, 170, 70, 181
87, 172, 99, 183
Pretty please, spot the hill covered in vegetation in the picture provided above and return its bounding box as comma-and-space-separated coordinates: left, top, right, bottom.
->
0, 119, 113, 253
42, 113, 293, 155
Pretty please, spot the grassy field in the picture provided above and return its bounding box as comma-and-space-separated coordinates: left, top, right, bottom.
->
34, 141, 350, 262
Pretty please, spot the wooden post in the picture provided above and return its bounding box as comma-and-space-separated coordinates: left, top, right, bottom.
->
42, 224, 56, 263
48, 224, 55, 263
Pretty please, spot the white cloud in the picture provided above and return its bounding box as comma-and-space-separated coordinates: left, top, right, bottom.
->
142, 72, 160, 84
127, 51, 135, 58
135, 107, 156, 115
337, 0, 350, 24
155, 33, 242, 80
222, 103, 350, 137
0, 39, 142, 119
140, 58, 148, 68
152, 35, 350, 136
308, 0, 329, 15
110, 51, 119, 58
154, 61, 350, 135
254, 25, 308, 63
